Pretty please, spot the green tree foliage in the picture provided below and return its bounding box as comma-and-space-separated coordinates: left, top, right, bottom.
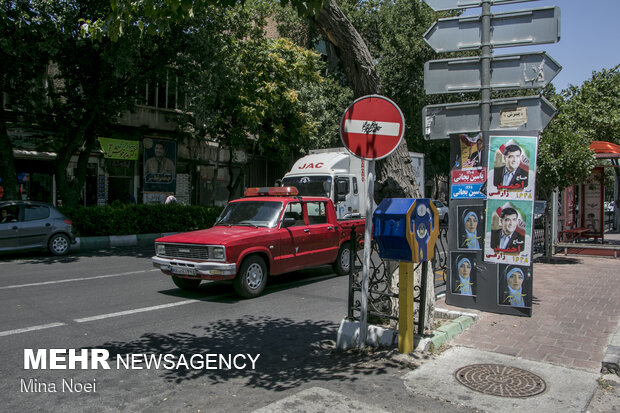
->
0, 0, 58, 200
537, 65, 619, 197
1, 0, 178, 206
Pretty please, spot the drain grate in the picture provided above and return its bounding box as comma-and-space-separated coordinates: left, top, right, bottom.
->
455, 364, 547, 398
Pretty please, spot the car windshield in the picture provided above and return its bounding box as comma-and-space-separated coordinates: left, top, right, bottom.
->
215, 201, 282, 228
281, 175, 332, 198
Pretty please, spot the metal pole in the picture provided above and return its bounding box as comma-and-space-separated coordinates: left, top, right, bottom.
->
359, 160, 375, 348
398, 261, 415, 353
481, 1, 491, 134
347, 225, 356, 320
418, 261, 428, 335
551, 189, 559, 254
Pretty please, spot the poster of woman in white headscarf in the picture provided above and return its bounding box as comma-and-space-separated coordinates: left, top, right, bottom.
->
498, 264, 532, 308
457, 205, 484, 250
487, 135, 537, 200
484, 199, 533, 265
451, 252, 477, 297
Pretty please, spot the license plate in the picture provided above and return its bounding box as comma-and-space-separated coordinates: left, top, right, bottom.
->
171, 267, 196, 276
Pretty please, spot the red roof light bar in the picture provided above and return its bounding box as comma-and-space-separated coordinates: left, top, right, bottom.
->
244, 186, 299, 197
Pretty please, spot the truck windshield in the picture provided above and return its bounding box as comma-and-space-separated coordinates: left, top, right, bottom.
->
215, 201, 282, 228
281, 176, 332, 198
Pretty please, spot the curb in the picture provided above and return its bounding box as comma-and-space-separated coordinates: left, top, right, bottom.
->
602, 319, 620, 376
72, 233, 178, 252
335, 308, 478, 352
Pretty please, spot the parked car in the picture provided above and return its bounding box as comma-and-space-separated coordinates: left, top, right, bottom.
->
432, 200, 449, 224
605, 201, 615, 214
0, 201, 76, 256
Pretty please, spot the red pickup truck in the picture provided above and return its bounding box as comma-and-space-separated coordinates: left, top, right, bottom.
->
152, 187, 365, 298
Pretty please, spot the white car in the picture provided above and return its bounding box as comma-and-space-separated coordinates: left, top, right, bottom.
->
432, 200, 449, 224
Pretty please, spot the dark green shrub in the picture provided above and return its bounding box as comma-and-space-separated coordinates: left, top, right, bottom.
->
59, 204, 224, 237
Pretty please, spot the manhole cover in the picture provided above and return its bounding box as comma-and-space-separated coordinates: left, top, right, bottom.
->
454, 364, 547, 398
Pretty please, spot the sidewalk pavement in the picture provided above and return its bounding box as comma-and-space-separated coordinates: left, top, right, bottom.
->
256, 254, 620, 412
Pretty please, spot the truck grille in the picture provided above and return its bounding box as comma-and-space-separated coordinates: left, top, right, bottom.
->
161, 244, 209, 260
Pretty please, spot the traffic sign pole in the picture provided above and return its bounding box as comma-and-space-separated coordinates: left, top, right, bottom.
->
360, 160, 375, 348
339, 95, 405, 349
481, 1, 491, 134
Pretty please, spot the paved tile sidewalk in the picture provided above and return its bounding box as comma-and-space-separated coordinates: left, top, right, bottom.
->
439, 256, 620, 372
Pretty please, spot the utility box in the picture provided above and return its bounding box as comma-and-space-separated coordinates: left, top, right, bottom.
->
373, 198, 439, 262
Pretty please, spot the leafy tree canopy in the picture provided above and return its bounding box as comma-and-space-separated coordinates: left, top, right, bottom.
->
537, 65, 619, 196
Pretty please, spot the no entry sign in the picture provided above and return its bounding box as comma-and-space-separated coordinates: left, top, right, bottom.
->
340, 95, 405, 160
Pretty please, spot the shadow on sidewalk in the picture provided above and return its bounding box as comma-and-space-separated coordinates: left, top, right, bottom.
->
96, 316, 431, 391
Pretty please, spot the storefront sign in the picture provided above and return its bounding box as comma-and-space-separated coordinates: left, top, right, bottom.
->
98, 138, 139, 160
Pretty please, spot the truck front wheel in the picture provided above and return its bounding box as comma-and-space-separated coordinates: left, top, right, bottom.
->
172, 276, 201, 291
333, 242, 351, 276
234, 255, 267, 298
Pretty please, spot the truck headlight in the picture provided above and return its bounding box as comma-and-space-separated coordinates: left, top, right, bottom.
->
156, 244, 166, 255
211, 246, 225, 260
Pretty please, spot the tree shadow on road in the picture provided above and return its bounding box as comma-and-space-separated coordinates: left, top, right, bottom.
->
99, 315, 430, 391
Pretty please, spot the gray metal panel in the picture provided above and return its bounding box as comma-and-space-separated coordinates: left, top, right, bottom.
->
422, 95, 557, 139
424, 52, 562, 94
423, 0, 540, 11
423, 6, 561, 53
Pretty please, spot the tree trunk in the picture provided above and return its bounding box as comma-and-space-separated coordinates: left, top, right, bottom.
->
314, 0, 417, 200
315, 0, 382, 99
315, 0, 431, 336
0, 106, 20, 201
54, 113, 97, 208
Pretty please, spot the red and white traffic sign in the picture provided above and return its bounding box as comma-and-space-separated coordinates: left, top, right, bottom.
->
340, 95, 405, 160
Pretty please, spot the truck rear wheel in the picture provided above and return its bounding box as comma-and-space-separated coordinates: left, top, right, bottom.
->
172, 276, 201, 291
234, 255, 267, 298
333, 242, 351, 276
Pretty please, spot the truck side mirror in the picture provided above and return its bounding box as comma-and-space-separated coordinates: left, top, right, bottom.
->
282, 217, 296, 228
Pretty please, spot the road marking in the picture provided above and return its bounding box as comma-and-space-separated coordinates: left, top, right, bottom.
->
0, 322, 66, 337
74, 300, 200, 323
0, 269, 159, 290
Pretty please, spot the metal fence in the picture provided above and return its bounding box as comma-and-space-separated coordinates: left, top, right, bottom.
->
345, 224, 449, 334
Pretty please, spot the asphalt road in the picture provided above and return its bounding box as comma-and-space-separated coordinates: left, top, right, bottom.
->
0, 247, 469, 413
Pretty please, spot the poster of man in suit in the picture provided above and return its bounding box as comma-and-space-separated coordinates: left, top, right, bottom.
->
487, 136, 537, 200
143, 138, 176, 193
484, 199, 533, 264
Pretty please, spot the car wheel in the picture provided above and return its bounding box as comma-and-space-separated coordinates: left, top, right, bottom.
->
48, 233, 70, 256
171, 276, 201, 291
332, 242, 351, 276
443, 214, 449, 225
234, 255, 267, 298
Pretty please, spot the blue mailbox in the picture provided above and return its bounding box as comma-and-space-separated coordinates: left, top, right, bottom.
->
373, 198, 439, 262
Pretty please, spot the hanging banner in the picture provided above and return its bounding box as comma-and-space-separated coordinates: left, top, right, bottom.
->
487, 135, 537, 200
98, 137, 139, 160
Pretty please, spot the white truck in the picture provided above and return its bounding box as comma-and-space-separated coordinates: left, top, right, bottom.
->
280, 148, 424, 220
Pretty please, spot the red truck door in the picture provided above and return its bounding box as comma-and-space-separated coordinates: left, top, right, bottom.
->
276, 201, 313, 273
303, 200, 340, 266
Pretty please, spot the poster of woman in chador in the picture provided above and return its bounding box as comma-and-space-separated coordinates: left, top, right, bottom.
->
487, 135, 537, 200
484, 199, 533, 265
451, 252, 478, 297
498, 264, 532, 308
457, 205, 484, 250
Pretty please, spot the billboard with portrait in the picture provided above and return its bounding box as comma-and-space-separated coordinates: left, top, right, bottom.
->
143, 138, 177, 193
